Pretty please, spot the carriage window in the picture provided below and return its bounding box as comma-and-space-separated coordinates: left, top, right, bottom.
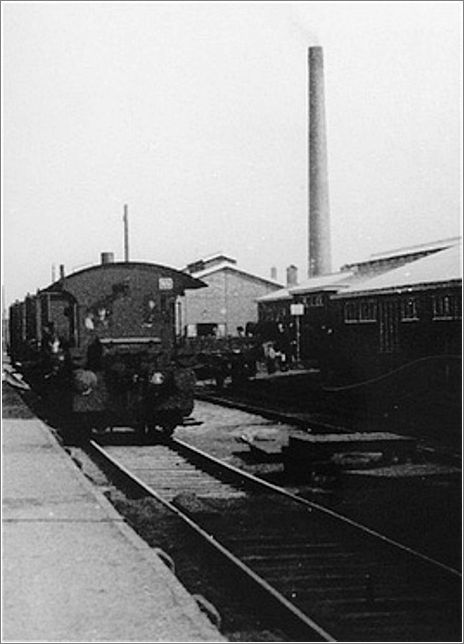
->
160, 294, 173, 321
401, 297, 419, 321
143, 298, 157, 327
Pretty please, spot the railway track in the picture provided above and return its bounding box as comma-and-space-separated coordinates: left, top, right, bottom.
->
89, 435, 462, 642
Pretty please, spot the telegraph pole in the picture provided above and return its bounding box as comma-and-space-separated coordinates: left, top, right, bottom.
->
123, 204, 129, 262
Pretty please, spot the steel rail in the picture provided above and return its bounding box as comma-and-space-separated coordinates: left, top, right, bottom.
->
89, 439, 336, 642
172, 437, 461, 578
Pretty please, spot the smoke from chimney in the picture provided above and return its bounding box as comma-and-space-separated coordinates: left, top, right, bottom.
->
308, 46, 331, 277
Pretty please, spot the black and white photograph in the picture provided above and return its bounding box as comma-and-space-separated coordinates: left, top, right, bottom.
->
2, 1, 462, 642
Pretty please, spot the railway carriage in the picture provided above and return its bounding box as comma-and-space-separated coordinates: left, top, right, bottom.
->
9, 257, 206, 443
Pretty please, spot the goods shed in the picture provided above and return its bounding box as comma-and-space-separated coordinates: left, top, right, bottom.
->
328, 242, 462, 386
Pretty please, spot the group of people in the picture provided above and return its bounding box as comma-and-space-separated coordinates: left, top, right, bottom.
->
262, 323, 296, 374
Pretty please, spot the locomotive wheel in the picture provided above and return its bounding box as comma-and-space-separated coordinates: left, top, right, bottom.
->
145, 424, 163, 444
145, 422, 177, 443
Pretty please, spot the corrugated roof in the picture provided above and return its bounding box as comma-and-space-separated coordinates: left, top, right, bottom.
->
335, 243, 462, 298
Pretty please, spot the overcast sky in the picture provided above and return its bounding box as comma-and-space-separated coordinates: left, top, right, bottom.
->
2, 1, 462, 304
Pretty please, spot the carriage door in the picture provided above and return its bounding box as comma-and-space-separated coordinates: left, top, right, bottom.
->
379, 299, 400, 353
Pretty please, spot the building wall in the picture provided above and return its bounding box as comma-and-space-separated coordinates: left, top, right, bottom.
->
258, 284, 462, 382
182, 272, 227, 334
181, 269, 280, 336
327, 286, 462, 384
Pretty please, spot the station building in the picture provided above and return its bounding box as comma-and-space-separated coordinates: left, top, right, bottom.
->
179, 254, 282, 338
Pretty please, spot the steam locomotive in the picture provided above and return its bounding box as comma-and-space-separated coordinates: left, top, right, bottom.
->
8, 258, 205, 443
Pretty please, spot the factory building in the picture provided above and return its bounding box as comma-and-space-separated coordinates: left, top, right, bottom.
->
180, 254, 282, 338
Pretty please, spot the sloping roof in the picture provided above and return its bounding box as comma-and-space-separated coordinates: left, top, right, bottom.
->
184, 253, 237, 274
367, 236, 461, 261
42, 261, 206, 294
190, 264, 283, 289
190, 261, 239, 278
289, 271, 355, 295
343, 236, 461, 269
335, 243, 462, 298
202, 253, 237, 267
256, 287, 292, 303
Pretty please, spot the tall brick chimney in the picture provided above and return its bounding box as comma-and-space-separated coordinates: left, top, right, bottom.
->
308, 46, 331, 277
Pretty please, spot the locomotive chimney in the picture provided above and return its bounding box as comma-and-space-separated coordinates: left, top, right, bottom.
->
101, 252, 114, 265
308, 46, 331, 277
59, 264, 65, 280
270, 266, 277, 281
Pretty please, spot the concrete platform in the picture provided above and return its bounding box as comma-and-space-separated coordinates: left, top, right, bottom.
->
286, 431, 417, 462
2, 386, 224, 642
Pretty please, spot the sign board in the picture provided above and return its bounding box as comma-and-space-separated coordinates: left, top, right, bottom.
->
290, 303, 305, 316
159, 277, 174, 290
186, 324, 197, 338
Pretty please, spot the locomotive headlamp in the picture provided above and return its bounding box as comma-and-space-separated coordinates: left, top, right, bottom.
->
150, 371, 165, 385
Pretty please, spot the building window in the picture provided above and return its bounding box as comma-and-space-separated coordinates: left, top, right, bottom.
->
197, 323, 218, 337
401, 297, 419, 321
344, 301, 358, 323
359, 299, 377, 322
306, 294, 324, 307
344, 299, 376, 323
432, 294, 461, 320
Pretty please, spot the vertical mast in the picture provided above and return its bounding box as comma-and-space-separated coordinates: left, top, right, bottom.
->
123, 204, 129, 262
